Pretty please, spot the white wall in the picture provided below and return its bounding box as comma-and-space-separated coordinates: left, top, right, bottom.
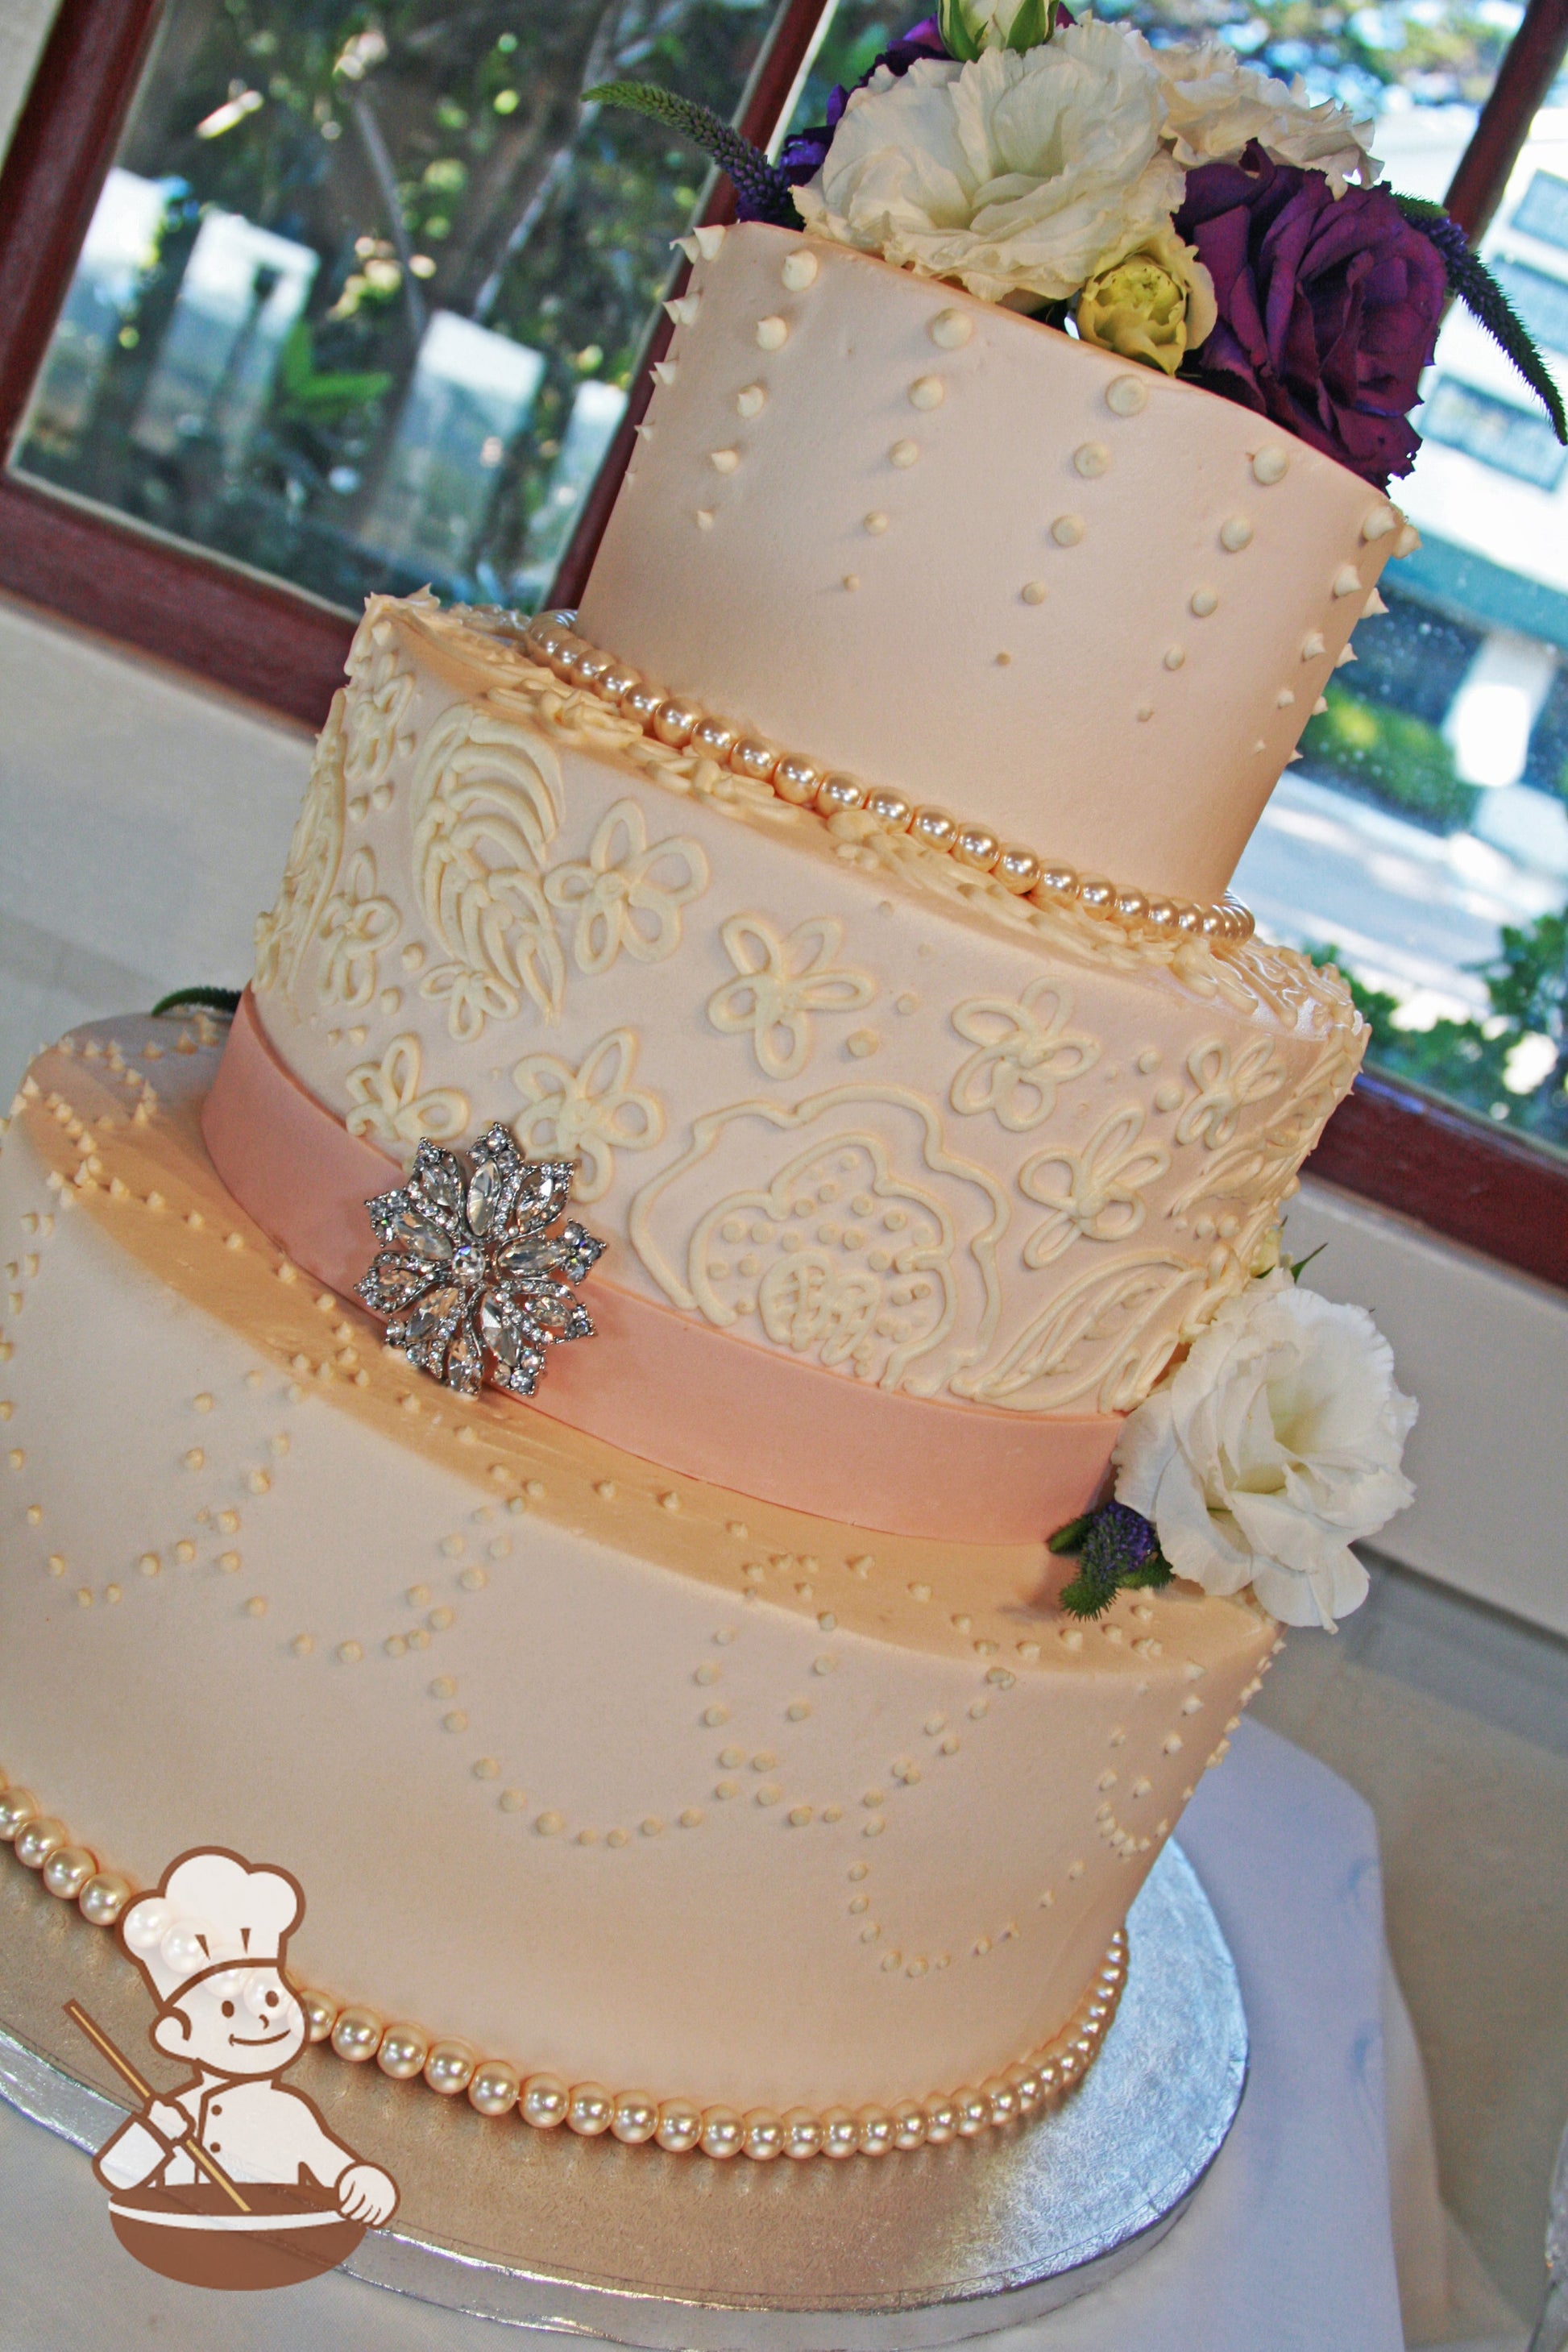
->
0, 597, 309, 1083
1, 1, 1565, 1637
1286, 1179, 1568, 1637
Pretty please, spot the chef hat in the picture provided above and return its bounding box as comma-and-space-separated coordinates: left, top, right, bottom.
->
121, 1848, 303, 2008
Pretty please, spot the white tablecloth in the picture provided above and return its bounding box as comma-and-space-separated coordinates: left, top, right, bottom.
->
0, 1719, 1412, 2351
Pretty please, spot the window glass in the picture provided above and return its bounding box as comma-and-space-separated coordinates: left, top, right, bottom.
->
14, 0, 782, 612
786, 0, 1517, 152
1234, 100, 1568, 1157
782, 10, 1568, 1155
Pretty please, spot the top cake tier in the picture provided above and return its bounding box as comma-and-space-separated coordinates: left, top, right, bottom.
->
580, 222, 1404, 907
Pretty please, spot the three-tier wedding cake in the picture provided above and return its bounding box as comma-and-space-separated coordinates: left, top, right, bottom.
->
0, 10, 1471, 2164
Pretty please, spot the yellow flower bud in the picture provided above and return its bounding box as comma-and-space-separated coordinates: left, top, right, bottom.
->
1076, 228, 1217, 377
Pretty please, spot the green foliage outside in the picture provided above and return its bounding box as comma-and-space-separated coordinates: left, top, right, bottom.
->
18, 0, 774, 611
1315, 912, 1568, 1152
788, 0, 1520, 151
1298, 682, 1479, 832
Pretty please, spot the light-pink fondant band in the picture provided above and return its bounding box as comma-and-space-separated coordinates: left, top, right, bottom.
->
201, 992, 1121, 1544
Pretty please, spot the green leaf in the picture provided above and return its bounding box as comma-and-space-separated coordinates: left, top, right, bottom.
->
151, 986, 242, 1019
276, 319, 392, 422
1059, 1562, 1120, 1619
936, 0, 983, 64
1047, 1513, 1094, 1555
1004, 0, 1052, 52
1288, 1242, 1326, 1282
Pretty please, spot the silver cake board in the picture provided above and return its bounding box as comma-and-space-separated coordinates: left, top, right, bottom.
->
0, 1839, 1245, 2348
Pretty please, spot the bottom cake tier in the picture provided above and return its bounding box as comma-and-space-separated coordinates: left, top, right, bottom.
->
0, 1015, 1276, 2130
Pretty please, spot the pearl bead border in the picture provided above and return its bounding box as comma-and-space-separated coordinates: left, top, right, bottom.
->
1, 1769, 1127, 2161
524, 612, 1255, 948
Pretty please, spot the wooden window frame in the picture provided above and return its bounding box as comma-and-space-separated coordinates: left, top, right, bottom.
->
2, 0, 1567, 1289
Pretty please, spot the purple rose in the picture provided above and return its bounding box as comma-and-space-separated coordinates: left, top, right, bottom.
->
1174, 142, 1447, 488
772, 16, 950, 195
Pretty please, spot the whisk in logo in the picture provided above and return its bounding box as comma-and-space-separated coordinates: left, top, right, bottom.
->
68, 1847, 399, 2292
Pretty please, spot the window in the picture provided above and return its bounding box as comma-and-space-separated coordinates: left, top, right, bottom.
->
1422, 375, 1568, 485
1491, 253, 1568, 347
3, 0, 1568, 1277
10, 0, 786, 616
1231, 96, 1568, 1164
1512, 162, 1568, 243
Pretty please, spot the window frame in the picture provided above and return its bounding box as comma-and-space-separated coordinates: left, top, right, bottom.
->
3, 0, 1568, 1288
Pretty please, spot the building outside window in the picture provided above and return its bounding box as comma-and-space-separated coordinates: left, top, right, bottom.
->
10, 0, 781, 612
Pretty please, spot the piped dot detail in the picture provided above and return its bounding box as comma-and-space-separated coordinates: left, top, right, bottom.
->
929, 307, 972, 349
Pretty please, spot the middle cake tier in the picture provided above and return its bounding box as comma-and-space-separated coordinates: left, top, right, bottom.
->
243, 595, 1364, 1534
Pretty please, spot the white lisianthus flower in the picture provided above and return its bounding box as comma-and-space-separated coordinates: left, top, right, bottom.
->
1152, 38, 1380, 196
1113, 1270, 1416, 1630
793, 23, 1184, 309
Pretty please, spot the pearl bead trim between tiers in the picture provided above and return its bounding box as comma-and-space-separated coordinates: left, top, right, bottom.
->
0, 1765, 1127, 2159
524, 614, 1256, 948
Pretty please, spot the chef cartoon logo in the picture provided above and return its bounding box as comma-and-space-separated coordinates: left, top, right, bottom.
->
68, 1847, 399, 2292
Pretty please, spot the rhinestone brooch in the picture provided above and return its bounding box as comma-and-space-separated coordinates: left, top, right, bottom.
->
357, 1126, 605, 1400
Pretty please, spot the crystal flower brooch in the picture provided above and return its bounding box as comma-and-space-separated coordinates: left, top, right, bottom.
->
357, 1126, 605, 1400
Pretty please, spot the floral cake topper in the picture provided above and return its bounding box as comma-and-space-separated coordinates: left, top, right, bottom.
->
358, 1125, 605, 1400
593, 13, 1563, 491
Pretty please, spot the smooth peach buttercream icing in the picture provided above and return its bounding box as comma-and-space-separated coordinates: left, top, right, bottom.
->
0, 1023, 1274, 2110
580, 222, 1404, 903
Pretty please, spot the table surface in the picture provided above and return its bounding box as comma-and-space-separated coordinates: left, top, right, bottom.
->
0, 1718, 1407, 2352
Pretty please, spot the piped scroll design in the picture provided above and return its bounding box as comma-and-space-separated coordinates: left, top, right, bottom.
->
317, 848, 400, 1010
707, 915, 876, 1080
410, 702, 565, 1041
949, 981, 1101, 1132
956, 1251, 1207, 1413
629, 1086, 1007, 1396
254, 691, 346, 1000
345, 1035, 470, 1153
1164, 1037, 1365, 1263
342, 621, 416, 787
1173, 1035, 1287, 1148
542, 799, 709, 976
512, 1028, 665, 1204
707, 1139, 955, 1384
1020, 1104, 1172, 1265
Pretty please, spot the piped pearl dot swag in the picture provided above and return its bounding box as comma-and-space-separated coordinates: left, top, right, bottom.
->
525, 613, 1256, 948
0, 1767, 1126, 2159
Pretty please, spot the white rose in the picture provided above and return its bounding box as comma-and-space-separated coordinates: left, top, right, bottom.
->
1113, 1270, 1416, 1630
793, 25, 1184, 309
1153, 39, 1380, 197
